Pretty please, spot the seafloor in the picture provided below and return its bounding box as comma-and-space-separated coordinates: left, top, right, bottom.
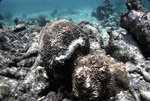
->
0, 0, 150, 101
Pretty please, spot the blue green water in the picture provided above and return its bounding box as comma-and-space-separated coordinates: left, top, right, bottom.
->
0, 0, 149, 25
0, 0, 103, 16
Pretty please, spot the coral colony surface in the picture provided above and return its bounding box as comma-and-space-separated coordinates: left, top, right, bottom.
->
0, 0, 150, 101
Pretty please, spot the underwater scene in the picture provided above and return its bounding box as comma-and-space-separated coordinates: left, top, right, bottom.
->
0, 0, 150, 101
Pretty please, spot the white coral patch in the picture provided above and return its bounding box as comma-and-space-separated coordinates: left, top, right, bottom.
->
86, 75, 91, 88
147, 12, 150, 21
55, 37, 84, 62
75, 66, 89, 79
76, 67, 83, 75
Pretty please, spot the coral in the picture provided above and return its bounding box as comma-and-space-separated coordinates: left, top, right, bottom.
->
78, 21, 104, 52
91, 0, 115, 21
0, 76, 18, 101
36, 14, 49, 27
0, 18, 131, 101
105, 30, 145, 63
126, 0, 148, 13
140, 91, 150, 101
39, 19, 129, 100
120, 0, 150, 56
0, 19, 42, 101
14, 18, 36, 25
72, 51, 129, 101
12, 24, 26, 32
39, 19, 89, 90
72, 54, 111, 101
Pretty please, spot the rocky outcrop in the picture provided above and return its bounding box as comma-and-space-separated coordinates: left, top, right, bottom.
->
120, 0, 150, 56
104, 28, 150, 101
103, 1, 150, 100
105, 30, 145, 63
0, 19, 130, 101
78, 21, 104, 52
72, 54, 111, 101
72, 52, 129, 101
0, 21, 41, 101
12, 24, 26, 32
39, 19, 129, 100
14, 18, 36, 25
105, 29, 150, 100
91, 0, 115, 21
125, 0, 148, 13
39, 19, 89, 90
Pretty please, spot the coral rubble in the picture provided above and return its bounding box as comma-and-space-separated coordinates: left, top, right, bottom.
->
78, 21, 104, 52
120, 0, 150, 56
73, 52, 129, 101
1, 0, 150, 99
39, 19, 129, 100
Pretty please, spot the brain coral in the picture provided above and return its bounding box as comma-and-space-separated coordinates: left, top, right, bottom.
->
39, 19, 89, 90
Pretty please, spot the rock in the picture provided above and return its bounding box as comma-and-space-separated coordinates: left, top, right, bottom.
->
0, 67, 27, 80
14, 18, 26, 25
118, 2, 150, 100
17, 62, 50, 101
125, 60, 150, 101
72, 50, 130, 101
115, 91, 135, 101
78, 21, 103, 51
0, 19, 44, 100
125, 0, 148, 13
0, 32, 9, 50
42, 92, 58, 101
105, 30, 145, 63
72, 54, 111, 101
39, 19, 89, 90
0, 76, 18, 101
97, 52, 130, 99
91, 0, 115, 21
12, 24, 26, 32
120, 0, 150, 56
140, 91, 150, 101
14, 18, 36, 25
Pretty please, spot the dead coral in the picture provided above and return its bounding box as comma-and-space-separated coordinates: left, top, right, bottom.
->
72, 50, 130, 101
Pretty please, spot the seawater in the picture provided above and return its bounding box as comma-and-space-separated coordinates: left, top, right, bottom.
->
0, 0, 149, 25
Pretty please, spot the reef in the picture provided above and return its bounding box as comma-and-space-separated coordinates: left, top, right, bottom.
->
39, 19, 129, 101
73, 52, 129, 101
36, 15, 50, 27
0, 0, 150, 100
78, 21, 104, 52
120, 0, 150, 57
39, 19, 89, 91
91, 0, 115, 21
0, 18, 130, 101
